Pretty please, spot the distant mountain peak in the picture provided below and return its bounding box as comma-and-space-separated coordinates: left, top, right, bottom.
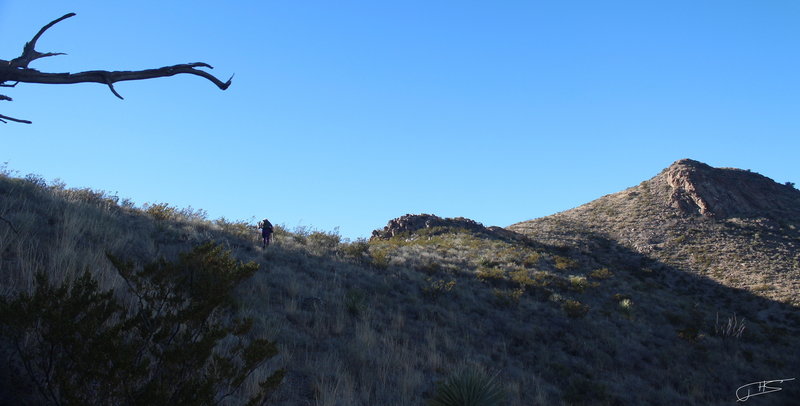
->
661, 158, 798, 218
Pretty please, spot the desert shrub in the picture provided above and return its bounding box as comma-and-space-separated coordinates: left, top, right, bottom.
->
568, 275, 589, 292
476, 267, 505, 282
589, 267, 613, 279
563, 300, 589, 318
341, 238, 370, 262
429, 367, 506, 406
307, 230, 341, 254
521, 251, 541, 267
177, 205, 208, 221
61, 187, 120, 211
369, 247, 391, 269
509, 268, 534, 287
554, 256, 577, 270
24, 173, 47, 188
752, 284, 772, 292
0, 242, 284, 405
478, 257, 501, 268
493, 288, 524, 307
143, 201, 179, 221
215, 217, 253, 239
422, 278, 457, 298
618, 298, 634, 319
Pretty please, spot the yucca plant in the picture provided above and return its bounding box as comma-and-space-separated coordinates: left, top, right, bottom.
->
429, 367, 506, 406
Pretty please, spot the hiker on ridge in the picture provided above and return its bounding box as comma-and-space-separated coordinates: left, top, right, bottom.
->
259, 218, 274, 248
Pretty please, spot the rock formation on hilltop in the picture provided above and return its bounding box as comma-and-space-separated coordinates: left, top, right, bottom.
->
371, 213, 525, 242
509, 158, 800, 304
371, 214, 487, 240
664, 159, 800, 218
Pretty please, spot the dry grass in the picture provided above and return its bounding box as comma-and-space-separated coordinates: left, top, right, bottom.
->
1, 169, 799, 405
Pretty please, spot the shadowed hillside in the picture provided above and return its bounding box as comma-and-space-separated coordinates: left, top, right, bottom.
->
1, 161, 798, 405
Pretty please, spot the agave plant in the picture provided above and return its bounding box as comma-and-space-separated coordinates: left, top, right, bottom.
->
429, 367, 506, 406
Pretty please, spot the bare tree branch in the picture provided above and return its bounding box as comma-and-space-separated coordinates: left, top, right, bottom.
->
1, 12, 232, 124
0, 114, 32, 124
5, 63, 233, 100
9, 13, 76, 69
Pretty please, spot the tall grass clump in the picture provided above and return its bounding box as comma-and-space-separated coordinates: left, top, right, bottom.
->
429, 367, 506, 406
714, 312, 746, 339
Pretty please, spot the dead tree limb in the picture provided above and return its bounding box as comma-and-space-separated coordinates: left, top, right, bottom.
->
0, 13, 232, 124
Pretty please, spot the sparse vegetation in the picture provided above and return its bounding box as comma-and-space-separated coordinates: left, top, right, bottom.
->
589, 267, 613, 279
423, 278, 457, 298
713, 312, 746, 340
554, 255, 577, 270
0, 243, 284, 405
1, 163, 799, 405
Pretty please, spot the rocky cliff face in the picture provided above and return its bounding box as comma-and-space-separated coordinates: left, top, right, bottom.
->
663, 159, 800, 219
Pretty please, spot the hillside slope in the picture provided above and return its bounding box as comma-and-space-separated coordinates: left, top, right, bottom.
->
510, 158, 800, 305
2, 162, 799, 405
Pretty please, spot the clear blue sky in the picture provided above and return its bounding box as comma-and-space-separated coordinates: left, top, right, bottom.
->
2, 1, 798, 241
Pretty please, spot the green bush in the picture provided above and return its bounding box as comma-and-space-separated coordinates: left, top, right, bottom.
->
341, 238, 370, 262
0, 242, 284, 405
509, 268, 534, 287
307, 230, 341, 254
476, 267, 505, 282
215, 217, 253, 240
143, 202, 179, 221
429, 367, 506, 406
554, 255, 577, 270
369, 247, 391, 269
568, 275, 589, 292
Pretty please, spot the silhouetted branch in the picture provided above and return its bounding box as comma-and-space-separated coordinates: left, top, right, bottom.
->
0, 114, 32, 124
5, 63, 232, 100
9, 13, 76, 69
0, 12, 232, 124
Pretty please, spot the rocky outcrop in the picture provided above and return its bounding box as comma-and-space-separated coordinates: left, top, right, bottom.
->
371, 213, 529, 242
371, 214, 486, 240
663, 158, 800, 218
